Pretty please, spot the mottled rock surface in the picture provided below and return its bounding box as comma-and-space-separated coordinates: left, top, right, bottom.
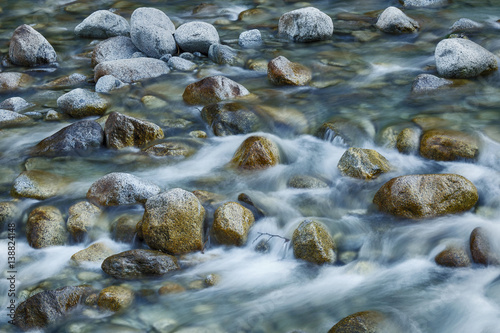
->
268, 56, 311, 86
27, 206, 67, 248
67, 201, 102, 241
201, 102, 260, 136
57, 89, 109, 118
71, 242, 115, 264
470, 227, 499, 266
174, 21, 219, 54
231, 136, 280, 170
293, 219, 336, 265
278, 7, 333, 42
435, 246, 471, 267
337, 148, 391, 180
375, 7, 419, 34
287, 175, 328, 189
75, 10, 130, 38
97, 286, 134, 312
104, 112, 164, 149
328, 311, 386, 333
396, 127, 421, 154
0, 72, 32, 90
0, 109, 32, 128
213, 202, 255, 246
411, 74, 453, 94
9, 24, 57, 66
91, 36, 140, 67
183, 76, 250, 105
420, 129, 480, 161
94, 57, 170, 83
11, 170, 68, 200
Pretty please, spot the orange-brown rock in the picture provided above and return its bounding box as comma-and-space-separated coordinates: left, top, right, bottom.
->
231, 136, 280, 170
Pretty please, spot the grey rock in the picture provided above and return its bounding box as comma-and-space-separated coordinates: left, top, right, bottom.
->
208, 44, 242, 66
94, 57, 170, 83
30, 120, 104, 157
435, 245, 471, 267
87, 172, 161, 206
174, 21, 220, 54
401, 0, 448, 8
91, 36, 140, 67
287, 175, 328, 189
11, 170, 68, 200
57, 88, 109, 118
104, 112, 164, 149
337, 147, 391, 180
201, 102, 260, 136
0, 201, 19, 229
213, 201, 255, 246
470, 227, 500, 266
0, 97, 32, 111
71, 242, 115, 264
95, 75, 127, 93
167, 56, 197, 71
396, 127, 421, 154
375, 7, 419, 34
0, 109, 32, 128
130, 7, 176, 58
0, 72, 32, 90
435, 38, 498, 78
239, 29, 262, 48
278, 7, 333, 42
101, 249, 179, 279
9, 24, 57, 66
292, 219, 337, 265
180, 52, 195, 60
268, 55, 312, 86
411, 74, 453, 94
450, 18, 484, 33
182, 75, 250, 105
74, 10, 130, 38
67, 201, 103, 242
27, 206, 67, 248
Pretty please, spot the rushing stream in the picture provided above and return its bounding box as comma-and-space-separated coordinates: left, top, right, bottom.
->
1, 0, 500, 332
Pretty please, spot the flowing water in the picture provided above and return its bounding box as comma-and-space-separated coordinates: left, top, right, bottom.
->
1, 0, 500, 332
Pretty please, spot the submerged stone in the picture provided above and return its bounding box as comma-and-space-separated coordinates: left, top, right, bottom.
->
97, 286, 134, 312
328, 310, 386, 333
470, 227, 500, 266
268, 56, 312, 86
57, 88, 109, 118
201, 102, 260, 136
66, 201, 102, 241
435, 245, 471, 267
337, 147, 391, 180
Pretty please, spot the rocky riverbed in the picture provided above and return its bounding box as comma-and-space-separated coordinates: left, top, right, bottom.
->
1, 0, 500, 332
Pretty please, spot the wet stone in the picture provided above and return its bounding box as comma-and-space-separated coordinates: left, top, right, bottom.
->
231, 135, 281, 170
287, 175, 328, 189
104, 111, 164, 149
0, 201, 18, 229
0, 72, 33, 90
328, 310, 386, 333
183, 76, 250, 105
435, 245, 471, 267
94, 57, 170, 83
158, 282, 186, 295
95, 75, 128, 93
71, 242, 116, 264
112, 214, 141, 243
167, 56, 197, 71
11, 170, 69, 200
0, 109, 33, 128
337, 147, 391, 180
213, 201, 255, 246
91, 36, 140, 67
26, 206, 67, 248
419, 129, 480, 161
239, 29, 262, 48
401, 0, 448, 7
375, 6, 419, 34
75, 10, 130, 38
470, 227, 500, 266
411, 74, 453, 94
201, 102, 260, 136
278, 7, 334, 42
396, 127, 421, 154
208, 44, 242, 66
174, 21, 220, 54
450, 18, 483, 33
0, 97, 32, 112
292, 219, 337, 265
9, 24, 57, 66
66, 201, 102, 241
317, 119, 374, 147
97, 285, 134, 312
57, 88, 109, 118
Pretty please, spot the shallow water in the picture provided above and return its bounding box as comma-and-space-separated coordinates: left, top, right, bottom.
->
1, 0, 500, 332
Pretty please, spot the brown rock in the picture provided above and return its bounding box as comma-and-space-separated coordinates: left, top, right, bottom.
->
373, 174, 478, 219
337, 147, 391, 180
231, 136, 280, 170
112, 214, 141, 243
26, 206, 67, 248
97, 285, 134, 312
71, 242, 116, 264
11, 170, 69, 200
183, 76, 250, 105
213, 202, 255, 246
105, 112, 164, 149
158, 282, 186, 295
470, 227, 499, 266
328, 310, 385, 333
292, 219, 336, 265
67, 201, 102, 241
420, 129, 480, 161
268, 56, 312, 86
396, 127, 421, 154
0, 72, 32, 90
435, 245, 471, 267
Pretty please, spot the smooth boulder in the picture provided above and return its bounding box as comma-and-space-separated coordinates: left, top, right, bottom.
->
94, 57, 170, 83
268, 56, 312, 86
11, 170, 68, 200
213, 202, 255, 246
420, 129, 480, 161
174, 21, 220, 54
435, 246, 471, 267
91, 36, 140, 67
231, 136, 281, 170
435, 38, 498, 78
201, 102, 260, 136
97, 286, 134, 312
375, 7, 419, 34
470, 227, 499, 266
67, 201, 102, 241
87, 172, 161, 206
183, 76, 250, 105
278, 7, 333, 42
0, 97, 32, 112
57, 88, 109, 118
292, 219, 337, 265
101, 249, 179, 279
0, 109, 32, 128
104, 112, 164, 149
9, 24, 57, 66
27, 206, 67, 248
75, 10, 129, 38
373, 174, 478, 219
337, 147, 391, 180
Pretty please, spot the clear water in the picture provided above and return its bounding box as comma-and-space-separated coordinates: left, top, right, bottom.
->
1, 0, 500, 332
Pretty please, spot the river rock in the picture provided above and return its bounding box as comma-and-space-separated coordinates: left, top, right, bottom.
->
142, 138, 200, 158
104, 112, 164, 149
87, 172, 161, 206
71, 242, 115, 264
373, 174, 479, 219
0, 109, 32, 128
255, 105, 309, 134
67, 201, 102, 241
98, 286, 134, 312
31, 120, 104, 157
167, 56, 197, 71
27, 206, 67, 248
91, 36, 140, 67
396, 127, 421, 154
14, 286, 94, 331
11, 170, 68, 200
57, 88, 109, 118
470, 227, 499, 266
292, 219, 337, 265
411, 74, 453, 94
0, 97, 32, 112
287, 175, 328, 189
183, 76, 250, 105
278, 7, 334, 42
158, 282, 186, 295
9, 24, 57, 66
239, 29, 262, 48
101, 249, 179, 279
75, 10, 129, 38
0, 201, 18, 229
213, 201, 255, 246
42, 73, 87, 89
450, 18, 483, 33
435, 245, 471, 267
231, 135, 281, 170
337, 148, 391, 180
130, 7, 176, 58
112, 215, 141, 242
201, 102, 260, 136
375, 7, 419, 34
268, 56, 312, 86
94, 57, 170, 83
401, 0, 448, 7
142, 188, 206, 254
328, 310, 385, 333
435, 38, 498, 78
208, 44, 242, 66
419, 129, 480, 161
174, 21, 220, 54
0, 72, 32, 90
317, 119, 373, 147
95, 75, 127, 93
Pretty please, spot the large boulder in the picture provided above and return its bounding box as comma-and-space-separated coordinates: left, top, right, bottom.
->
26, 206, 67, 248
212, 202, 255, 246
97, 286, 134, 312
130, 7, 176, 58
91, 36, 140, 67
435, 38, 498, 78
14, 286, 95, 331
328, 311, 386, 333
9, 24, 57, 66
278, 7, 333, 42
183, 76, 250, 105
411, 74, 453, 94
174, 21, 220, 54
0, 109, 33, 128
87, 172, 161, 206
94, 57, 170, 83
292, 219, 337, 265
231, 136, 281, 170
337, 148, 391, 180
104, 112, 164, 149
75, 10, 129, 38
375, 7, 419, 34
101, 249, 179, 279
470, 227, 499, 266
373, 174, 478, 219
0, 72, 32, 90
71, 242, 115, 264
30, 120, 104, 157
66, 201, 102, 241
11, 170, 68, 200
267, 56, 312, 86
419, 129, 480, 161
435, 245, 471, 267
142, 188, 205, 254
201, 102, 260, 136
57, 88, 109, 118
